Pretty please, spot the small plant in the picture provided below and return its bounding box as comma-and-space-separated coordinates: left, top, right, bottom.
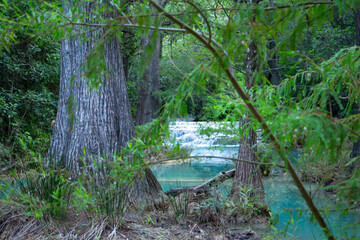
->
168, 190, 190, 223
74, 154, 136, 225
193, 196, 224, 224
227, 185, 268, 219
146, 216, 155, 226
72, 180, 96, 214
93, 178, 128, 224
6, 168, 72, 219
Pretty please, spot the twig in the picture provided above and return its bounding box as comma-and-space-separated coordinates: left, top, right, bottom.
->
185, 1, 212, 45
148, 155, 284, 168
148, 1, 334, 239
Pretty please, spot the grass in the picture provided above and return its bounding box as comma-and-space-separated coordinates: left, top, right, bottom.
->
168, 190, 190, 223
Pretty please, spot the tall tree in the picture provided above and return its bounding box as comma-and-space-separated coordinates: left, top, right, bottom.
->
135, 2, 167, 125
135, 29, 161, 125
48, 0, 164, 206
231, 41, 265, 202
351, 5, 360, 159
267, 0, 281, 86
231, 0, 265, 203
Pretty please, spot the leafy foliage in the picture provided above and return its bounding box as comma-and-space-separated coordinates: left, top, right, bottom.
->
0, 0, 60, 164
0, 0, 360, 238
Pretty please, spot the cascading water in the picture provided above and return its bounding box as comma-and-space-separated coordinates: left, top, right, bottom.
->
151, 120, 360, 240
151, 121, 238, 191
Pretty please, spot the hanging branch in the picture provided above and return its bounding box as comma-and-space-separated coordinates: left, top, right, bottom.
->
184, 0, 212, 45
148, 155, 284, 168
148, 1, 334, 239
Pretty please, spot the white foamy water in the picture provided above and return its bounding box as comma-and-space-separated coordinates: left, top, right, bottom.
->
152, 120, 238, 189
169, 121, 239, 148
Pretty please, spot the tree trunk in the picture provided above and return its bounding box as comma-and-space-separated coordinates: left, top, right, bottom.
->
267, 38, 281, 86
121, 1, 134, 82
49, 0, 164, 206
355, 6, 360, 46
267, 0, 281, 86
122, 37, 130, 82
231, 41, 265, 202
135, 29, 161, 125
351, 6, 360, 159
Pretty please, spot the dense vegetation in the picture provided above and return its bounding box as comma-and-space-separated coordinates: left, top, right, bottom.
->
0, 0, 359, 239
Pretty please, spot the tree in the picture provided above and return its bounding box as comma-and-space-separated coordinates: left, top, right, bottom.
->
135, 27, 161, 125
48, 0, 163, 206
149, 1, 342, 238
351, 5, 360, 159
231, 0, 265, 203
135, 2, 169, 125
266, 0, 281, 86
2, 0, 358, 238
0, 1, 60, 159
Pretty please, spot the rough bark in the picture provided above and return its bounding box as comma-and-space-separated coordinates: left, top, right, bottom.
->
121, 1, 134, 82
231, 41, 265, 202
49, 0, 164, 206
134, 29, 161, 125
135, 2, 166, 126
128, 168, 165, 206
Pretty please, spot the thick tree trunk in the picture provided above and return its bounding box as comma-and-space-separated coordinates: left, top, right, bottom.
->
49, 37, 135, 171
231, 41, 265, 202
135, 30, 161, 125
49, 0, 164, 206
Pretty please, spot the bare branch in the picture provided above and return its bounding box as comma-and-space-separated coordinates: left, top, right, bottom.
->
148, 155, 284, 168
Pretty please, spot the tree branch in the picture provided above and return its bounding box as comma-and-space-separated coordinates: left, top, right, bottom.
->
148, 155, 284, 168
148, 1, 334, 239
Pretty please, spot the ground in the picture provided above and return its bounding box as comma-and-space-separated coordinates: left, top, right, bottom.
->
0, 190, 268, 240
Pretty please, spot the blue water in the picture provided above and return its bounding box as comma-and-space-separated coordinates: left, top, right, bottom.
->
158, 121, 360, 239
264, 177, 359, 239
151, 151, 359, 239
152, 146, 238, 191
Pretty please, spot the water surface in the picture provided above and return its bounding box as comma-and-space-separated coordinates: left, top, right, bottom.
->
152, 121, 359, 239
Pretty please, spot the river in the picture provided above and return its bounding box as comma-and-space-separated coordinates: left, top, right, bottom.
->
151, 121, 359, 239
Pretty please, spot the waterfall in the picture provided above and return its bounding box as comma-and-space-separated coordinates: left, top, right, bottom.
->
169, 121, 239, 148
151, 120, 237, 190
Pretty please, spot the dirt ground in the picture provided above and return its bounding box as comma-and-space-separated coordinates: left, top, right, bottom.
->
0, 198, 268, 240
